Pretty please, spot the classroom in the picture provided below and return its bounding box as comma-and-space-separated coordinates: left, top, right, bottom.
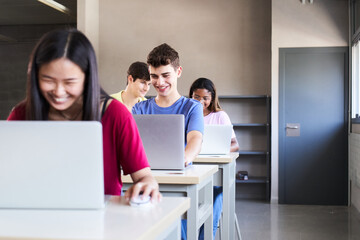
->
0, 0, 360, 239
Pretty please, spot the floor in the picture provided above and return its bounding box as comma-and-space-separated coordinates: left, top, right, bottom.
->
232, 199, 360, 240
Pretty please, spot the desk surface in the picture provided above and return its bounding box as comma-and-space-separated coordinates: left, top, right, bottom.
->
194, 152, 239, 163
0, 196, 190, 240
122, 165, 218, 184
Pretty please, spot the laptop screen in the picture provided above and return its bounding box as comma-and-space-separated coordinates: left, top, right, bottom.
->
199, 124, 232, 155
133, 114, 185, 170
0, 121, 105, 209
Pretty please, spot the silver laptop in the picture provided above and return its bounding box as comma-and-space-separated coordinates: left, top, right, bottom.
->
199, 124, 233, 155
0, 121, 105, 209
133, 114, 185, 170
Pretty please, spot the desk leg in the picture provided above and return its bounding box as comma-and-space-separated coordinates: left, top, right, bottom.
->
222, 161, 236, 240
203, 180, 214, 240
229, 160, 236, 240
186, 185, 198, 240
222, 164, 230, 240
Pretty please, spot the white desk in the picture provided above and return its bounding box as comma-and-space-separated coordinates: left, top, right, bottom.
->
194, 153, 238, 240
122, 164, 219, 240
0, 196, 190, 240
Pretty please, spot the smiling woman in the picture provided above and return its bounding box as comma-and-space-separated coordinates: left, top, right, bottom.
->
7, 28, 161, 203
39, 58, 85, 120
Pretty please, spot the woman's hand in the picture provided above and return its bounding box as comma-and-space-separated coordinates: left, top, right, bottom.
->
124, 167, 162, 203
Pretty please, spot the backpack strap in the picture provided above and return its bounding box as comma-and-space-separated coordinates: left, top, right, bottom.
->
101, 97, 110, 118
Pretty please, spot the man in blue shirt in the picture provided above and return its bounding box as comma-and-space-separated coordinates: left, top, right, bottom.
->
132, 43, 203, 167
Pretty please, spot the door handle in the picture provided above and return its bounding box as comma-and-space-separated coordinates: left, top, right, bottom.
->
286, 126, 298, 129
286, 123, 300, 136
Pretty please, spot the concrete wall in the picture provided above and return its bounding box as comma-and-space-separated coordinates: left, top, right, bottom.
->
271, 0, 349, 203
96, 0, 271, 97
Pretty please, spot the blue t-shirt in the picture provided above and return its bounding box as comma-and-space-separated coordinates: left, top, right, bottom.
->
132, 96, 204, 145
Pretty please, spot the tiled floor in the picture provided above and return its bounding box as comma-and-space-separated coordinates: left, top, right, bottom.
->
234, 199, 360, 240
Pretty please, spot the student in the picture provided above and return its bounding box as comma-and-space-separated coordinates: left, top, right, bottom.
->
189, 77, 239, 152
111, 61, 151, 111
132, 43, 204, 166
7, 29, 161, 202
189, 77, 239, 239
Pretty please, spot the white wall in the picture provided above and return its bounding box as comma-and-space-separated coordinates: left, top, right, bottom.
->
77, 0, 99, 56
271, 0, 348, 203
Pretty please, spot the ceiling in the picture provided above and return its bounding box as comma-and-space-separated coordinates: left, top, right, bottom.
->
0, 0, 76, 25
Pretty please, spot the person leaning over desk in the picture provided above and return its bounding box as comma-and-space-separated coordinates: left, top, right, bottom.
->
111, 61, 151, 112
132, 43, 204, 167
7, 28, 161, 203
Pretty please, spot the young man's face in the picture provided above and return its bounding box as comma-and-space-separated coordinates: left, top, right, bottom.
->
128, 76, 151, 98
149, 64, 182, 97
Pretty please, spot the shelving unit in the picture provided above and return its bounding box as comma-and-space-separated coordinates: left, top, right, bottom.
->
219, 95, 271, 201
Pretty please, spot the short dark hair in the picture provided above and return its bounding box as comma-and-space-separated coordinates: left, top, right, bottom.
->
147, 43, 180, 69
189, 77, 222, 112
127, 61, 150, 84
26, 28, 102, 120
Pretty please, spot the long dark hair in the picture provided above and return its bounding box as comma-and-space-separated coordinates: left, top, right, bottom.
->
25, 28, 103, 121
189, 77, 222, 112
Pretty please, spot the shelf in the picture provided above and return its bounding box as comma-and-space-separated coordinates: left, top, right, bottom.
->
238, 150, 268, 155
233, 123, 269, 127
219, 95, 271, 200
236, 176, 269, 184
218, 95, 269, 99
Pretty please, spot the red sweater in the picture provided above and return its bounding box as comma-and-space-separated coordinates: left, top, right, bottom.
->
7, 100, 150, 195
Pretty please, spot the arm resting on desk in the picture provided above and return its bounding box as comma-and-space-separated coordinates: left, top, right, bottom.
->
185, 130, 203, 166
230, 137, 239, 152
124, 167, 162, 202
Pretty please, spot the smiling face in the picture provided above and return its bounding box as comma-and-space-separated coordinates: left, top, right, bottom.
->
149, 64, 182, 98
128, 76, 151, 98
192, 88, 213, 114
38, 57, 85, 111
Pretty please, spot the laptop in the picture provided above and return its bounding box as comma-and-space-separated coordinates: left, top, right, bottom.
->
133, 114, 185, 170
199, 124, 233, 155
0, 121, 105, 209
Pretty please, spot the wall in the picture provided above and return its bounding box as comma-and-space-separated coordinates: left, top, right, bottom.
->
350, 130, 360, 212
77, 0, 99, 56
272, 0, 349, 203
0, 24, 75, 120
97, 0, 271, 97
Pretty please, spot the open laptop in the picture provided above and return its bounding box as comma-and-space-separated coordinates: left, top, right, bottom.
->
133, 114, 185, 170
199, 124, 233, 155
0, 121, 105, 209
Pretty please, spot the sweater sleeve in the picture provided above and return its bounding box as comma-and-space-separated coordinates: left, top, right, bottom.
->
102, 100, 150, 176
7, 103, 26, 120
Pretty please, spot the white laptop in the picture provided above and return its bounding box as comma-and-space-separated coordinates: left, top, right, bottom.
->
0, 121, 105, 209
199, 124, 233, 155
133, 114, 185, 170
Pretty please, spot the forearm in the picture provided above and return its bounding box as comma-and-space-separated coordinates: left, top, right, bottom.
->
185, 130, 203, 165
230, 137, 239, 152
